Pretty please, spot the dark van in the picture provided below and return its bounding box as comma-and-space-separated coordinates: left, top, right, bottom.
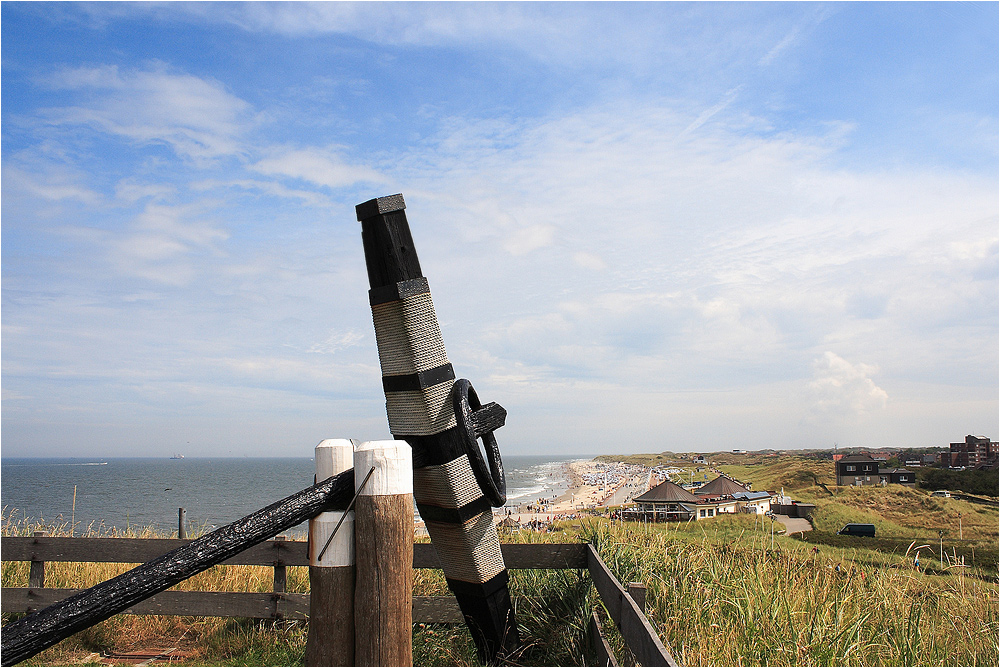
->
837, 523, 876, 537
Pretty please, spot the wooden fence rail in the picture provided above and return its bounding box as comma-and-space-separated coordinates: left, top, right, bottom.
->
2, 537, 674, 666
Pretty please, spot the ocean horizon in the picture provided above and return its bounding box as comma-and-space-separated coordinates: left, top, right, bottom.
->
1, 454, 592, 536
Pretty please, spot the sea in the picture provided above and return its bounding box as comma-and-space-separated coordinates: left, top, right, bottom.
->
1, 455, 589, 537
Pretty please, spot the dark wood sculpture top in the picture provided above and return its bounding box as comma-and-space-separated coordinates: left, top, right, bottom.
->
356, 194, 422, 288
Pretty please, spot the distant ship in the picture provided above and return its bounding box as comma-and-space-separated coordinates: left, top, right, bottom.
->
170, 454, 185, 460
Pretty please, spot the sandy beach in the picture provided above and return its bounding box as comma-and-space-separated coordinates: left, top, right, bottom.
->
498, 460, 652, 525
412, 459, 655, 535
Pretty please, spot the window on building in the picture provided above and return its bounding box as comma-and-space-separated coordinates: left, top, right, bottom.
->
899, 476, 908, 481
846, 465, 856, 471
699, 509, 706, 518
708, 509, 714, 517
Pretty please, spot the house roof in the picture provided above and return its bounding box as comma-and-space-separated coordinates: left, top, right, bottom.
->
732, 491, 771, 501
695, 475, 750, 497
633, 480, 701, 503
837, 454, 878, 463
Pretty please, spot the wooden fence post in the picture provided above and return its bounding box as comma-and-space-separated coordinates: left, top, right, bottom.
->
627, 582, 646, 613
272, 536, 287, 594
29, 532, 47, 589
354, 440, 413, 667
178, 508, 186, 540
306, 439, 356, 667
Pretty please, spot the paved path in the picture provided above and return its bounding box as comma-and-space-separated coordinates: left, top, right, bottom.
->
773, 514, 812, 534
606, 474, 649, 506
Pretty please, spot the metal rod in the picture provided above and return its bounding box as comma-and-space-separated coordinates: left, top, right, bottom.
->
317, 466, 375, 562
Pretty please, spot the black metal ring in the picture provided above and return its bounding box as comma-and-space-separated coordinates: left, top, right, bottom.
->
452, 379, 506, 507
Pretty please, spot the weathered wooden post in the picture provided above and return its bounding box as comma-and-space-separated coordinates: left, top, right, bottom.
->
627, 582, 647, 613
178, 508, 186, 539
353, 439, 414, 666
306, 439, 356, 666
28, 532, 47, 589
357, 194, 519, 664
272, 536, 287, 593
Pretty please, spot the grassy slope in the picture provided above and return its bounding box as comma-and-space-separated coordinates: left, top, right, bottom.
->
713, 457, 999, 573
4, 481, 999, 667
577, 516, 998, 667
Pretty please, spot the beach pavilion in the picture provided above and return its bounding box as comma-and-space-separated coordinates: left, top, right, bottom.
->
692, 474, 772, 515
628, 474, 773, 522
629, 480, 702, 521
692, 474, 750, 515
694, 474, 751, 497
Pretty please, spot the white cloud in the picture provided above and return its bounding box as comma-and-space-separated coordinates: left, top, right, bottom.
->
306, 330, 366, 354
110, 201, 229, 285
679, 85, 744, 137
502, 224, 556, 255
808, 352, 888, 418
114, 180, 176, 203
2, 164, 103, 205
573, 252, 607, 271
252, 147, 386, 189
40, 65, 253, 161
191, 178, 334, 208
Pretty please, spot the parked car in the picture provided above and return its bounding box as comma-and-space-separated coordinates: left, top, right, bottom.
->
931, 490, 951, 498
837, 523, 876, 537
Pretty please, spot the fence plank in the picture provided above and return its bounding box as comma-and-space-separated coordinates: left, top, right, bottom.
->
589, 610, 619, 667
412, 596, 464, 623
4, 537, 587, 570
586, 545, 675, 667
1, 589, 304, 619
501, 543, 588, 569
0, 537, 309, 567
2, 589, 463, 623
413, 542, 587, 569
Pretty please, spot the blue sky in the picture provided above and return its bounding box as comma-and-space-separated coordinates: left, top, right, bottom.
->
2, 1, 997, 458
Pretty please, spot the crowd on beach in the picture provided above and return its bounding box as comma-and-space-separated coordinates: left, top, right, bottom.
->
418, 459, 670, 535
494, 460, 662, 531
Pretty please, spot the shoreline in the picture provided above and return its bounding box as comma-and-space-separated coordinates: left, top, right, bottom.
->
493, 459, 653, 525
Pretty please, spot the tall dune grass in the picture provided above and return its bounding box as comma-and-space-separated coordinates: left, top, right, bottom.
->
581, 516, 998, 667
3, 509, 997, 666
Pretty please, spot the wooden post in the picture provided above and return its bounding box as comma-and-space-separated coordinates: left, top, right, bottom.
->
306, 439, 356, 667
627, 582, 647, 613
354, 440, 413, 667
589, 610, 619, 667
178, 508, 186, 540
272, 536, 287, 593
28, 532, 47, 589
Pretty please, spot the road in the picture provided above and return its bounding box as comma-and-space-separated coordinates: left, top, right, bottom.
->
606, 471, 652, 506
773, 514, 812, 535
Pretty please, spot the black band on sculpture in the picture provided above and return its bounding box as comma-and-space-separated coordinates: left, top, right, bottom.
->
382, 364, 455, 393
369, 277, 431, 306
416, 497, 492, 524
446, 570, 510, 598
